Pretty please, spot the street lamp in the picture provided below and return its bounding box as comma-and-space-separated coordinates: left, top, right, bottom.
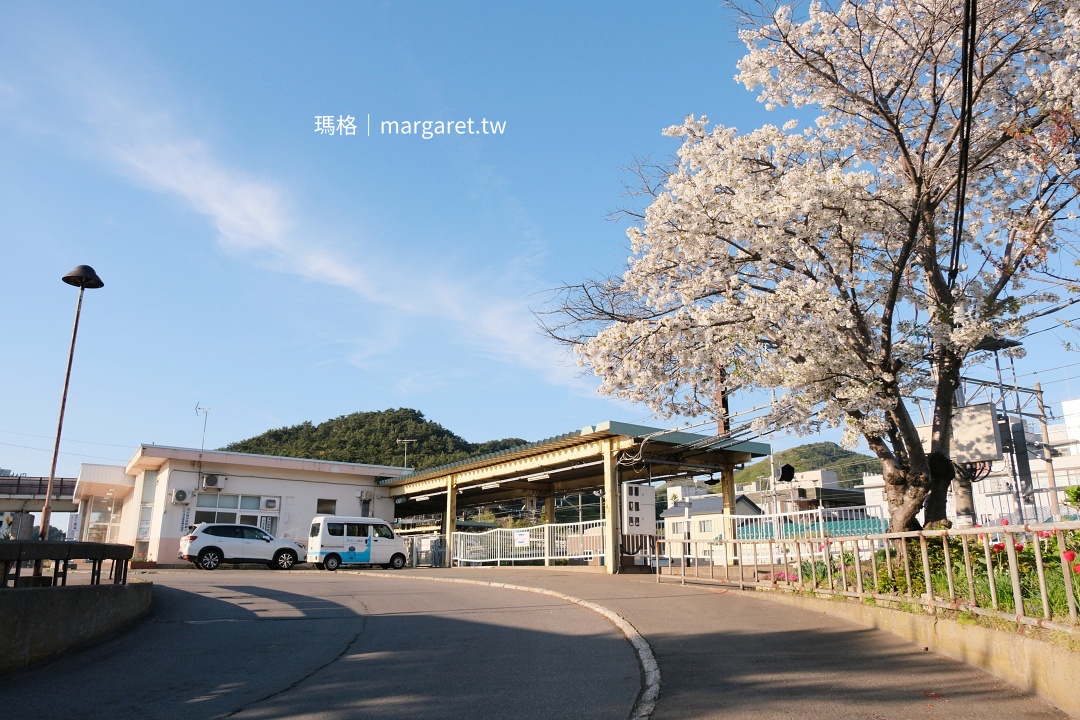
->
38, 265, 104, 543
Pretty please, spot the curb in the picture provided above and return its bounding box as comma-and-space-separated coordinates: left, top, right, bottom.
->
352, 571, 660, 720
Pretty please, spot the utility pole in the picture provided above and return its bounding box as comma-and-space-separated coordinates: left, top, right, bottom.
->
1035, 382, 1062, 520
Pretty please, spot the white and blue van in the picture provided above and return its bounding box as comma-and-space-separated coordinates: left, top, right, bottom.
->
307, 516, 408, 571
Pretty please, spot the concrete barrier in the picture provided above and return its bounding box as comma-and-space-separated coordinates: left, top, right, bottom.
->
0, 582, 152, 674
757, 590, 1080, 719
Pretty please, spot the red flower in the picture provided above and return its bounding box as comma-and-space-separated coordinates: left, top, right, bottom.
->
1001, 518, 1010, 526
992, 542, 1006, 552
1064, 550, 1077, 563
1073, 563, 1080, 574
1015, 543, 1025, 552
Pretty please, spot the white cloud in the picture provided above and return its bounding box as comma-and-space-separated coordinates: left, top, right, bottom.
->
3, 46, 593, 395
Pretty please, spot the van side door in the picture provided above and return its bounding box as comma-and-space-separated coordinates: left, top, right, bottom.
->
343, 522, 371, 564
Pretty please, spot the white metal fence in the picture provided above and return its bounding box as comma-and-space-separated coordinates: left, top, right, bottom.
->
452, 520, 606, 565
655, 519, 1080, 636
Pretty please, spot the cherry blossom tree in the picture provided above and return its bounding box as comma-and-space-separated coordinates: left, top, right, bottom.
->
545, 0, 1080, 530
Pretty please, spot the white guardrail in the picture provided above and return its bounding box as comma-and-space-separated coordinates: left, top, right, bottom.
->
452, 520, 606, 565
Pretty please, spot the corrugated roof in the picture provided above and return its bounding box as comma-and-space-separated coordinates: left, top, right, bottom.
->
377, 420, 770, 487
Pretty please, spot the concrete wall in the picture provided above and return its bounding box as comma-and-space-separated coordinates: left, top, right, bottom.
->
0, 582, 152, 675
757, 591, 1080, 719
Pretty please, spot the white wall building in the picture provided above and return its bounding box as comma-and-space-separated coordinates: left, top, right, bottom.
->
72, 445, 407, 564
660, 487, 762, 541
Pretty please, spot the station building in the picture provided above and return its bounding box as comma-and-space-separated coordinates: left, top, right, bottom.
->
67, 420, 768, 570
72, 445, 407, 564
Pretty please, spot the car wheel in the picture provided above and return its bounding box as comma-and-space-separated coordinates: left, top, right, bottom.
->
197, 548, 222, 571
273, 550, 297, 570
389, 553, 407, 570
324, 554, 341, 571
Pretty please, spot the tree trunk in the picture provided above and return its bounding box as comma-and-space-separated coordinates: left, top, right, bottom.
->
884, 466, 927, 531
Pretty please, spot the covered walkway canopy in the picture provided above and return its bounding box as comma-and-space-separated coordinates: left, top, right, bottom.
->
377, 420, 769, 573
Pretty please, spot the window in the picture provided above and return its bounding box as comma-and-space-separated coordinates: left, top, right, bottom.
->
327, 523, 345, 537
345, 523, 369, 537
310, 522, 321, 538
242, 527, 270, 541
206, 526, 242, 538
317, 498, 337, 514
373, 524, 394, 539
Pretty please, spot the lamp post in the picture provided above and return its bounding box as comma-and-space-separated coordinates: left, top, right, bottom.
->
38, 265, 104, 544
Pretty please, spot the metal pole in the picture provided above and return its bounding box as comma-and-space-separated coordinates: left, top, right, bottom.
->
993, 350, 1025, 524
1035, 382, 1062, 520
39, 285, 85, 544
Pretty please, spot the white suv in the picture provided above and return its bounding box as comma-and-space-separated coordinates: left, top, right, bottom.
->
179, 523, 307, 571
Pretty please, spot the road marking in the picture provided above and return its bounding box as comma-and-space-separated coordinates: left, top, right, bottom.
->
352, 572, 659, 720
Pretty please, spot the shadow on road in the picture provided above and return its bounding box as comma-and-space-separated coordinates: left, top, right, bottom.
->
0, 580, 639, 720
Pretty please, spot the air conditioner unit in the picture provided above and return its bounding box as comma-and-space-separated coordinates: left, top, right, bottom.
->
260, 497, 279, 511
201, 474, 225, 491
172, 488, 190, 505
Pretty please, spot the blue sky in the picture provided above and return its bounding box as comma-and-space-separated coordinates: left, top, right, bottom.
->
3, 2, 1080, 480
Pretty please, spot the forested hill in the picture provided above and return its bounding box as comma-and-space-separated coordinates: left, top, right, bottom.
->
220, 408, 528, 472
733, 442, 881, 489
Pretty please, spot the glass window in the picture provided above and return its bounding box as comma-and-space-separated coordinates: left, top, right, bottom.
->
345, 523, 369, 537
196, 494, 217, 508
239, 514, 258, 526
217, 494, 239, 509
310, 522, 321, 538
140, 470, 158, 504
373, 525, 394, 539
243, 527, 269, 541
215, 512, 237, 524
240, 496, 261, 510
327, 522, 344, 537
317, 499, 337, 514
193, 511, 216, 524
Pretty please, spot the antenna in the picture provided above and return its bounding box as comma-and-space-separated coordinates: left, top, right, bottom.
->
396, 438, 417, 469
195, 403, 211, 455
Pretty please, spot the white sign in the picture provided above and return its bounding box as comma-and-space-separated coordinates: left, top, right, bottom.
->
66, 513, 81, 541
513, 530, 530, 548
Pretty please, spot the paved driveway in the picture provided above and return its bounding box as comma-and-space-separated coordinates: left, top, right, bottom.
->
0, 569, 638, 720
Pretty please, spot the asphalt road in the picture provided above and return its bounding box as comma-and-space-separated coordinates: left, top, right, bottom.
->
0, 569, 639, 720
0, 567, 1072, 720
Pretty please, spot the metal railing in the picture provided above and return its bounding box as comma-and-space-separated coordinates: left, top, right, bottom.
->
0, 541, 134, 588
452, 520, 606, 565
403, 534, 447, 567
0, 476, 77, 498
655, 520, 1080, 635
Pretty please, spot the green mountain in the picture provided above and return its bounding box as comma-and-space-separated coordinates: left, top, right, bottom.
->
733, 442, 881, 489
220, 408, 528, 472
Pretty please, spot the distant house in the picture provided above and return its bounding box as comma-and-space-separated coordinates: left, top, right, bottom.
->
659, 485, 763, 541
739, 469, 867, 514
